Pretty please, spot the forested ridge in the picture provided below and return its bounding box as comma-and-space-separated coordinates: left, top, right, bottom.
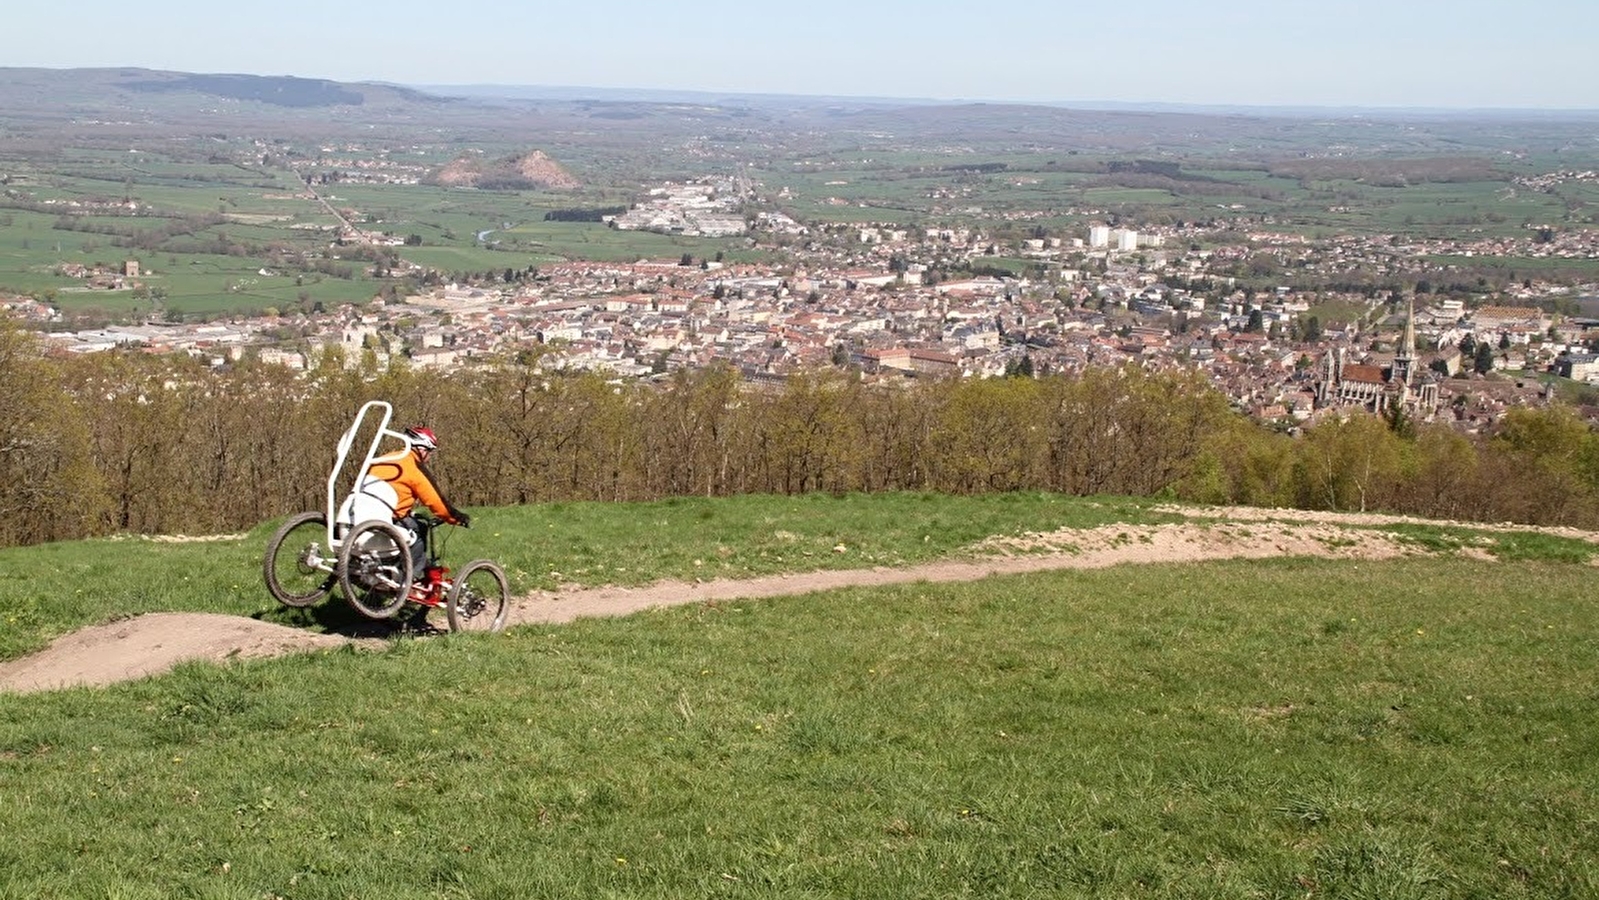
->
3, 322, 1598, 549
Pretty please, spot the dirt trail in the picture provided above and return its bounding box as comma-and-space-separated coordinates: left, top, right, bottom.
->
3, 507, 1591, 694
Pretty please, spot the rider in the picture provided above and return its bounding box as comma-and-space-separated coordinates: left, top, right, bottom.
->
370, 425, 470, 586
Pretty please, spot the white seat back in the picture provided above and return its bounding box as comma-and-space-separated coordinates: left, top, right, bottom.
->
336, 475, 401, 530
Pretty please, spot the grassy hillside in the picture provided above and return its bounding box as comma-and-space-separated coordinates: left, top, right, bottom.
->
0, 494, 1596, 897
0, 492, 1180, 661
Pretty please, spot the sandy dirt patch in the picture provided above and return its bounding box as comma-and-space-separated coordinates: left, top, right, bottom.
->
1, 507, 1587, 695
0, 613, 352, 694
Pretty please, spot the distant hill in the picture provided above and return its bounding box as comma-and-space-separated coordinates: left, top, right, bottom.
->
121, 72, 372, 108
416, 83, 1599, 119
413, 82, 944, 109
3, 66, 1598, 161
0, 67, 444, 121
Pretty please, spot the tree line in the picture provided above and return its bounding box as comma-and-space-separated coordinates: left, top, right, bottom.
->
3, 322, 1599, 549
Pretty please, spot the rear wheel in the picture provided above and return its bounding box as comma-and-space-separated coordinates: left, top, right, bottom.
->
446, 560, 509, 633
263, 512, 335, 607
338, 520, 414, 619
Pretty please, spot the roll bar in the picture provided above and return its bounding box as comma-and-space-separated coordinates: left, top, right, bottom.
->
325, 400, 418, 547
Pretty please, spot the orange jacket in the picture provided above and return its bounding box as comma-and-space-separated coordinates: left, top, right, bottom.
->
368, 450, 463, 524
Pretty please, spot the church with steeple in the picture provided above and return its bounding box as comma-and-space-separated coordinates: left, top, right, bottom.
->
1315, 297, 1441, 417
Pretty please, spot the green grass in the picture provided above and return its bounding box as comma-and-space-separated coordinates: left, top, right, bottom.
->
1380, 523, 1598, 563
0, 163, 753, 315
0, 492, 1169, 662
8, 492, 1598, 665
967, 255, 1037, 275
1, 543, 1596, 896
1306, 299, 1379, 327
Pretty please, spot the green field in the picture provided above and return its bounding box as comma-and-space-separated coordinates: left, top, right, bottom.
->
0, 143, 762, 319
1426, 254, 1599, 278
1, 494, 1595, 896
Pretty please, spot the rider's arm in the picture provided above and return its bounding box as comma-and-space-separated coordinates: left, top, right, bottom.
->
413, 458, 466, 525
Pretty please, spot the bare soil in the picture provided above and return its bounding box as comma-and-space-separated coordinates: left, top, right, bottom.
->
4, 506, 1593, 694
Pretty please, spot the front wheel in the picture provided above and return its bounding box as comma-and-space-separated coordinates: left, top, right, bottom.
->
338, 520, 414, 620
263, 511, 335, 607
447, 560, 509, 633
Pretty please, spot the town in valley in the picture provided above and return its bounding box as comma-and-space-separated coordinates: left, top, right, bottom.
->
4, 69, 1599, 438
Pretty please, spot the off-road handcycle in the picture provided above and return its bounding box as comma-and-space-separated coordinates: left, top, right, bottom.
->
262, 401, 509, 632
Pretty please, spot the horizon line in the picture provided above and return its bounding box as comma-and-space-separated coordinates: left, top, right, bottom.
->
4, 65, 1596, 116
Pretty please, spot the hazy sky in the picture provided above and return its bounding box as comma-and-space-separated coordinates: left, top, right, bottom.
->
10, 0, 1597, 109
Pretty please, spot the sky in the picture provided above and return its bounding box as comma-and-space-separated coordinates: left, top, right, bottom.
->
9, 0, 1598, 110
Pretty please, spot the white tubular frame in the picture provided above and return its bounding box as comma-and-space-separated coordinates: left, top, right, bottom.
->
325, 400, 417, 549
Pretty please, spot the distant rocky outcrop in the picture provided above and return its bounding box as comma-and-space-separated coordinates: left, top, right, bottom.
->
433, 150, 580, 190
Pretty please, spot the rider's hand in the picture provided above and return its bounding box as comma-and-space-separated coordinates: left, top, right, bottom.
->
456, 511, 472, 529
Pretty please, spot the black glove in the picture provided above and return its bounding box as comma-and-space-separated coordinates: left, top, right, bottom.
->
456, 511, 472, 529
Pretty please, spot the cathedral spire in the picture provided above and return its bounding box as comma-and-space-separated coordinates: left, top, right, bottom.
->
1401, 296, 1417, 361
1392, 295, 1417, 386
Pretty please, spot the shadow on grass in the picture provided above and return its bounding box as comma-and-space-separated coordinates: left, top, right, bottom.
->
251, 597, 434, 639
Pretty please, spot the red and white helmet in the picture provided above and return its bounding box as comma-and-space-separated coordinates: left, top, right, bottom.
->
405, 426, 439, 452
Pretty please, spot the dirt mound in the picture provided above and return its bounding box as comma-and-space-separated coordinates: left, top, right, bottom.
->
0, 613, 354, 694
514, 150, 580, 189
2, 508, 1590, 695
433, 149, 579, 189
433, 154, 481, 187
